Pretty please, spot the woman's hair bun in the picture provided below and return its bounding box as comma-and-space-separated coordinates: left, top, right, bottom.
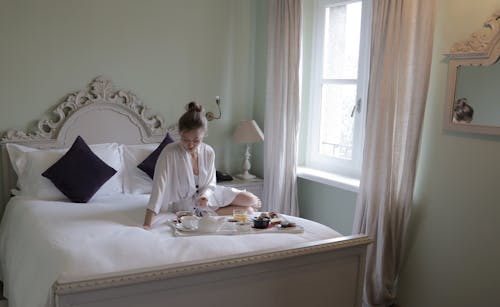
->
186, 101, 203, 113
179, 101, 207, 132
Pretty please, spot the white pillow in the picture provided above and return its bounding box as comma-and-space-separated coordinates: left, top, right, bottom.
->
121, 144, 157, 194
6, 142, 124, 200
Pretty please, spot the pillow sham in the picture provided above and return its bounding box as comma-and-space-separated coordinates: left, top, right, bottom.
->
6, 139, 123, 200
121, 143, 157, 194
137, 133, 174, 179
42, 136, 117, 203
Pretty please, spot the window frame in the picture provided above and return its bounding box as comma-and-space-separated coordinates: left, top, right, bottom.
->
304, 0, 372, 180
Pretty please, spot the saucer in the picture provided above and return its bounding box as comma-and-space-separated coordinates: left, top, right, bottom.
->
175, 223, 198, 232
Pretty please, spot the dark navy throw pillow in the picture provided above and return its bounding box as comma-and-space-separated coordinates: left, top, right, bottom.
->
137, 133, 174, 179
42, 136, 117, 203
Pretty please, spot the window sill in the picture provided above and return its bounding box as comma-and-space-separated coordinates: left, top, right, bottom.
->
296, 166, 359, 193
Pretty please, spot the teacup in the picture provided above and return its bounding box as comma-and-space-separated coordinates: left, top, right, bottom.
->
176, 210, 192, 218
180, 215, 199, 230
197, 215, 225, 232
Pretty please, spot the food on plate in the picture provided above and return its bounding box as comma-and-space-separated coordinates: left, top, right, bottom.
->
252, 211, 296, 229
280, 220, 296, 228
269, 211, 279, 219
270, 217, 282, 224
259, 212, 270, 219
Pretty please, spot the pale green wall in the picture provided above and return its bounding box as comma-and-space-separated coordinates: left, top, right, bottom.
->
298, 178, 356, 235
397, 1, 500, 306
248, 0, 267, 179
0, 0, 258, 175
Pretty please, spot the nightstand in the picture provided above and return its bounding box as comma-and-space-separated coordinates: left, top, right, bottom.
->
218, 177, 263, 199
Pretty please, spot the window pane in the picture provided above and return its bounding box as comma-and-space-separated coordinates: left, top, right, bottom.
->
319, 84, 356, 160
323, 2, 362, 79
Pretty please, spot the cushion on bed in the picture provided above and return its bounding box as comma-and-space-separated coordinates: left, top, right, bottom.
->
42, 136, 117, 203
137, 133, 174, 179
7, 140, 123, 200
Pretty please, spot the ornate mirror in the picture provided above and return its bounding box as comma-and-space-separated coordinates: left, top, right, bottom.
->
444, 11, 500, 135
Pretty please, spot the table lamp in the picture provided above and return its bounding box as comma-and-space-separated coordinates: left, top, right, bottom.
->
233, 120, 264, 180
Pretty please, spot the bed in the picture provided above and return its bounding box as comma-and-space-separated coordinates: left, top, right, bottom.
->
0, 76, 371, 307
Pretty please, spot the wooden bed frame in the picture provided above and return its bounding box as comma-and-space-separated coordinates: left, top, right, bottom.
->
0, 77, 371, 307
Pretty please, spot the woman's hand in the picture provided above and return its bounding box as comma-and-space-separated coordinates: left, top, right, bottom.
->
198, 195, 209, 208
143, 209, 155, 229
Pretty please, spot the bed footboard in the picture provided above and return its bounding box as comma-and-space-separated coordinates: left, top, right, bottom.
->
53, 235, 371, 307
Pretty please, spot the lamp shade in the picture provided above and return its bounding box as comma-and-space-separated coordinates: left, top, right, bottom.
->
233, 120, 264, 144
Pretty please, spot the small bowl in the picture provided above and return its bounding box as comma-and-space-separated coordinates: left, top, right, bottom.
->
252, 217, 270, 229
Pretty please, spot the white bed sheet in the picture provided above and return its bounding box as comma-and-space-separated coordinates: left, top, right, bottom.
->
0, 194, 341, 307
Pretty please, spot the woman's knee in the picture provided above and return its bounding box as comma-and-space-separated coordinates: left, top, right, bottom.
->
234, 192, 258, 206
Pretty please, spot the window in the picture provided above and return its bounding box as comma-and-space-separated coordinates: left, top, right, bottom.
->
304, 0, 371, 180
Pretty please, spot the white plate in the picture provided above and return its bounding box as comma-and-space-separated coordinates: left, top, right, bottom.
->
175, 223, 198, 232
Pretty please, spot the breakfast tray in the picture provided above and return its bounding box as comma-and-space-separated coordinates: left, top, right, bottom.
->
167, 220, 304, 237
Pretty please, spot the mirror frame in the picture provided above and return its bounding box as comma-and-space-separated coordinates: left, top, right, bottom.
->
444, 11, 500, 135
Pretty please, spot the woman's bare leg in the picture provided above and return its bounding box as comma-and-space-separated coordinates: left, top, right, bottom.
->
215, 191, 261, 216
215, 191, 262, 215
216, 204, 254, 216
231, 191, 261, 208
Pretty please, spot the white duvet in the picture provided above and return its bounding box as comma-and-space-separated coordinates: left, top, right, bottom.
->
0, 194, 340, 307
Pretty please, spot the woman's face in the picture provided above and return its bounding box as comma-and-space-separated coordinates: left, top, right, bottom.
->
180, 128, 205, 153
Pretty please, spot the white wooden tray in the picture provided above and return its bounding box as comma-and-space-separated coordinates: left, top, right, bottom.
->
167, 220, 304, 237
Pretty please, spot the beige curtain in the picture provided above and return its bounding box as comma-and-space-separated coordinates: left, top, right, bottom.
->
352, 1, 436, 306
263, 0, 301, 216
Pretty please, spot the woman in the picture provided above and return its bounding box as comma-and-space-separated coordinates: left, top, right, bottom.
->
143, 102, 261, 228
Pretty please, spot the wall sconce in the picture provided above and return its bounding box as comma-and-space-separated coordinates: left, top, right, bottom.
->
206, 96, 222, 121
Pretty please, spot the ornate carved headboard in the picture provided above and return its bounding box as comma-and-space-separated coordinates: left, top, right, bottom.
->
0, 76, 178, 216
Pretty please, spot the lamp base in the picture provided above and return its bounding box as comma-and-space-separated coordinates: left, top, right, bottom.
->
236, 172, 257, 180
237, 144, 257, 181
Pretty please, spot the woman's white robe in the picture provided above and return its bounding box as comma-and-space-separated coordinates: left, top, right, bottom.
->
147, 142, 217, 214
